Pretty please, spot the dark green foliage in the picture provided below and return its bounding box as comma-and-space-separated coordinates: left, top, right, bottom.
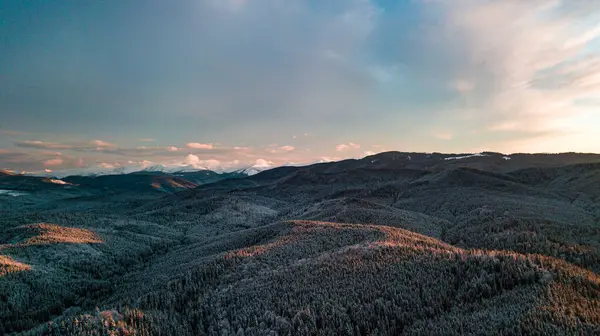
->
1, 152, 600, 335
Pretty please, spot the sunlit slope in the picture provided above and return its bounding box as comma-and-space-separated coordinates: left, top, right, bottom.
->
0, 220, 181, 335
40, 220, 600, 335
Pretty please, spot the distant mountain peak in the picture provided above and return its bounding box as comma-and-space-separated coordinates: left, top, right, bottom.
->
233, 163, 274, 176
141, 164, 168, 172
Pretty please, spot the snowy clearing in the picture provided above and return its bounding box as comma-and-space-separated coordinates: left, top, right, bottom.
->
0, 189, 25, 197
444, 153, 486, 161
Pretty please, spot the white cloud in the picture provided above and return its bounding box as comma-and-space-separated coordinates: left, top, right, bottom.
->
335, 144, 348, 151
15, 139, 117, 152
186, 143, 214, 149
92, 140, 117, 148
140, 160, 154, 168
336, 142, 361, 151
183, 154, 200, 165
43, 158, 63, 167
268, 145, 295, 154
316, 157, 339, 163
167, 146, 179, 152
426, 0, 600, 147
183, 154, 221, 170
253, 158, 273, 168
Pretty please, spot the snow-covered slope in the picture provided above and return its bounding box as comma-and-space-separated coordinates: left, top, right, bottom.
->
444, 153, 487, 161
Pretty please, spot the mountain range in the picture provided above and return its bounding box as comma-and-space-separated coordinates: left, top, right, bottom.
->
2, 151, 600, 335
9, 160, 275, 180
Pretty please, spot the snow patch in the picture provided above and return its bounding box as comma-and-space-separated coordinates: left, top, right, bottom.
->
444, 153, 486, 161
46, 179, 71, 185
142, 164, 208, 174
0, 189, 25, 197
243, 168, 262, 176
502, 156, 512, 160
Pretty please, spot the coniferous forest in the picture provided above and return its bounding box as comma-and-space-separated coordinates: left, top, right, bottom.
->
2, 152, 600, 335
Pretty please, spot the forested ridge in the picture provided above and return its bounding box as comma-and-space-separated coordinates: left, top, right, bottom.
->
1, 152, 600, 335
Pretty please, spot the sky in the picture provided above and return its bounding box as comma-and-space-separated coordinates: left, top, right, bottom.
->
2, 0, 600, 173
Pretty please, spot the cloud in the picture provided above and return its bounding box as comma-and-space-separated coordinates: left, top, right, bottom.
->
0, 149, 84, 171
5, 0, 600, 160
0, 149, 27, 164
253, 158, 273, 168
117, 145, 211, 157
43, 158, 64, 167
183, 154, 198, 164
176, 155, 278, 172
433, 132, 453, 140
335, 144, 348, 152
316, 157, 340, 163
267, 145, 295, 154
336, 143, 361, 152
487, 122, 520, 132
13, 139, 221, 158
450, 79, 475, 94
91, 140, 117, 148
417, 0, 600, 147
183, 154, 221, 170
14, 139, 117, 151
0, 129, 25, 136
99, 162, 116, 169
15, 141, 73, 150
186, 143, 214, 150
139, 138, 155, 142
1, 0, 387, 146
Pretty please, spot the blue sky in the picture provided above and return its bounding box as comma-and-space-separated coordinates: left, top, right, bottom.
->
2, 0, 600, 173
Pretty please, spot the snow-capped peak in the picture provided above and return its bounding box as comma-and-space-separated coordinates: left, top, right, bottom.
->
167, 164, 211, 173
141, 164, 168, 172
233, 166, 265, 176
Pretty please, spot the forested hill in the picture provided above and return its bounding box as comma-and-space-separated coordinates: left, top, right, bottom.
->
1, 152, 600, 335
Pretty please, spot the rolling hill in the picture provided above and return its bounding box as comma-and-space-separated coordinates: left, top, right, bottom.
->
1, 151, 600, 335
